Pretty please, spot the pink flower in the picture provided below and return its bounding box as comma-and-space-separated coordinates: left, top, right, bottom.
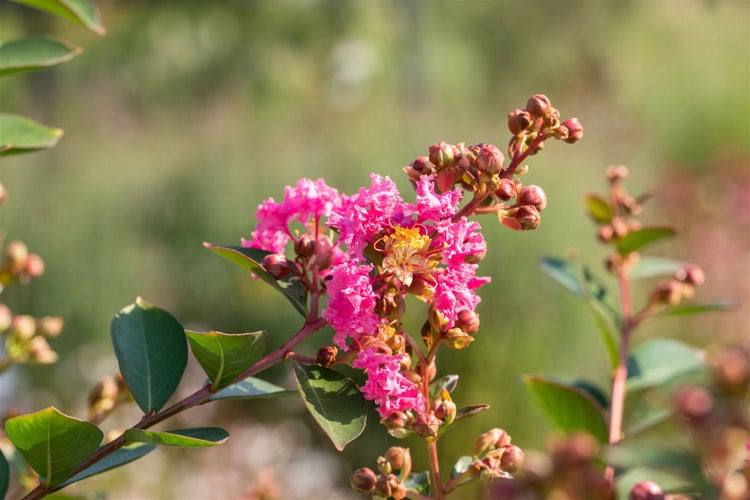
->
322, 261, 380, 348
434, 217, 486, 266
433, 264, 490, 328
353, 346, 426, 418
414, 175, 462, 222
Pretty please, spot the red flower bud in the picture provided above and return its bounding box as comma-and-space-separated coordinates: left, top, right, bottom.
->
507, 109, 532, 136
475, 143, 505, 174
526, 94, 552, 119
674, 386, 713, 423
262, 254, 295, 280
561, 118, 583, 143
494, 178, 517, 201
517, 184, 548, 211
499, 445, 524, 473
628, 480, 664, 500
350, 467, 377, 494
456, 309, 480, 334
674, 265, 705, 286
429, 141, 455, 168
4, 241, 28, 274
315, 346, 338, 367
294, 234, 316, 258
513, 205, 541, 231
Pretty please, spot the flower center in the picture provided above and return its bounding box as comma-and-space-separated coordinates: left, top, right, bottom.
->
381, 227, 434, 286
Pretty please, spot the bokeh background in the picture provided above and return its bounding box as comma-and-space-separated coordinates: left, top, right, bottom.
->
1, 1, 748, 498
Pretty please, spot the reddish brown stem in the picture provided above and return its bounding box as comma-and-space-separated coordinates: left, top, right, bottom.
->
426, 439, 444, 500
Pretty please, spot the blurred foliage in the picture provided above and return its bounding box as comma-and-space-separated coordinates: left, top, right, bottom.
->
0, 0, 747, 497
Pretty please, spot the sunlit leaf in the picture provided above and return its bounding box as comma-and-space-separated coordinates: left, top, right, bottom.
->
663, 300, 737, 317
429, 374, 459, 399
10, 0, 105, 35
124, 428, 228, 448
521, 374, 608, 442
209, 377, 298, 401
5, 407, 103, 486
451, 456, 473, 478
0, 36, 81, 77
53, 443, 156, 491
454, 404, 490, 422
617, 226, 677, 256
0, 113, 63, 155
185, 330, 267, 391
110, 297, 187, 414
292, 361, 366, 451
204, 243, 308, 318
626, 339, 705, 392
585, 193, 614, 223
629, 257, 685, 280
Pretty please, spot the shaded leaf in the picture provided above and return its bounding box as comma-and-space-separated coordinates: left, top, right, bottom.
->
539, 257, 584, 296
186, 330, 267, 391
292, 361, 366, 451
625, 407, 673, 436
585, 193, 614, 223
4, 407, 103, 486
626, 339, 705, 392
110, 297, 187, 414
209, 377, 298, 401
451, 456, 473, 478
204, 243, 308, 318
403, 471, 430, 495
521, 374, 608, 442
0, 113, 63, 155
53, 443, 156, 491
455, 404, 490, 422
0, 36, 81, 77
0, 449, 8, 500
124, 428, 228, 448
609, 443, 708, 491
429, 374, 459, 399
10, 0, 105, 35
664, 300, 737, 317
629, 257, 685, 280
617, 226, 677, 256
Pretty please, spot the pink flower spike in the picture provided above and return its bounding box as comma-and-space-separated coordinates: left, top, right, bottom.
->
323, 261, 381, 348
414, 175, 463, 222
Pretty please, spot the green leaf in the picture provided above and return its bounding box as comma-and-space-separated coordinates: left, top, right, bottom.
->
539, 257, 585, 296
0, 113, 63, 155
617, 226, 677, 256
625, 407, 673, 436
626, 339, 705, 392
663, 300, 737, 317
0, 449, 9, 500
10, 0, 105, 35
428, 374, 459, 399
124, 428, 229, 448
110, 297, 187, 414
186, 330, 267, 391
4, 407, 103, 486
292, 361, 366, 451
204, 243, 308, 318
585, 193, 614, 223
403, 471, 430, 495
451, 456, 473, 478
609, 444, 707, 490
454, 404, 490, 422
209, 377, 298, 401
521, 374, 608, 443
0, 36, 81, 77
629, 257, 685, 280
52, 443, 156, 491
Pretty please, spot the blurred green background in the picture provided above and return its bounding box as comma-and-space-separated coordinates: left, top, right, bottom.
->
1, 1, 748, 498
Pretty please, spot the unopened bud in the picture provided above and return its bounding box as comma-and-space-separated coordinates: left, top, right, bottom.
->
517, 185, 548, 211
442, 327, 474, 350
383, 411, 411, 438
412, 411, 441, 438
650, 280, 683, 307
675, 265, 705, 286
385, 447, 412, 477
24, 254, 45, 278
599, 225, 615, 242
474, 428, 509, 457
37, 316, 63, 338
29, 336, 57, 364
0, 304, 12, 331
674, 386, 713, 423
293, 234, 316, 258
494, 178, 517, 201
88, 375, 120, 422
711, 346, 750, 395
628, 480, 664, 500
434, 398, 457, 425
11, 315, 36, 341
315, 346, 338, 367
350, 467, 377, 494
456, 309, 480, 335
374, 473, 400, 498
526, 94, 552, 119
561, 118, 583, 143
508, 109, 532, 136
436, 168, 457, 193
377, 455, 392, 474
429, 142, 455, 169
262, 254, 295, 280
313, 235, 334, 270
4, 241, 29, 274
606, 165, 629, 181
500, 445, 524, 473
386, 332, 405, 353
510, 205, 541, 231
411, 156, 436, 176
475, 144, 505, 174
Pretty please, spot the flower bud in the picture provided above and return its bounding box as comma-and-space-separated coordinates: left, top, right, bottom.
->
508, 109, 532, 136
606, 165, 629, 181
88, 375, 120, 422
674, 386, 713, 423
386, 332, 406, 353
373, 473, 400, 498
412, 411, 441, 438
293, 234, 316, 258
628, 480, 664, 500
349, 467, 377, 494
526, 94, 552, 119
11, 315, 36, 341
561, 118, 583, 143
475, 144, 505, 174
436, 168, 457, 193
474, 428, 509, 457
262, 254, 295, 280
429, 142, 455, 169
494, 178, 517, 201
711, 346, 750, 395
4, 241, 29, 274
376, 455, 392, 474
517, 185, 548, 211
434, 398, 456, 425
385, 447, 412, 477
455, 309, 480, 335
0, 304, 12, 331
442, 327, 474, 350
674, 265, 705, 286
315, 346, 338, 367
29, 336, 57, 364
37, 316, 63, 338
313, 235, 334, 270
649, 280, 683, 307
512, 205, 541, 231
383, 411, 412, 438
411, 156, 436, 176
500, 445, 524, 473
599, 225, 615, 243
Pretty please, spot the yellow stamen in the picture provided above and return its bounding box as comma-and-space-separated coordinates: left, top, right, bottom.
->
381, 227, 434, 286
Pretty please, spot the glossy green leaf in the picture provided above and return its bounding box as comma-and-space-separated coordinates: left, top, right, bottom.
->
664, 300, 737, 317
4, 407, 103, 486
617, 226, 677, 255
428, 374, 459, 399
403, 471, 430, 495
628, 257, 685, 280
209, 377, 298, 401
0, 449, 9, 500
110, 297, 187, 414
52, 443, 156, 491
10, 0, 105, 35
292, 361, 366, 451
585, 193, 614, 223
204, 243, 308, 318
186, 330, 267, 391
0, 113, 63, 155
521, 374, 608, 443
0, 37, 81, 77
626, 339, 705, 392
124, 428, 228, 448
